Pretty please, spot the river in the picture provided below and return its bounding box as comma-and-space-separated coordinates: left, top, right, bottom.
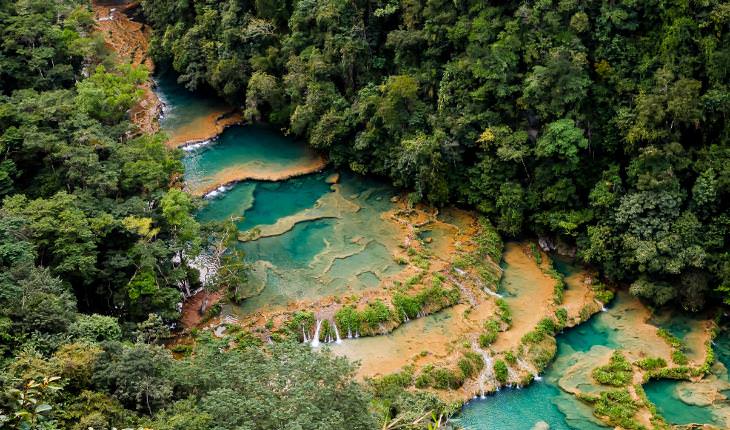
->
154, 72, 730, 430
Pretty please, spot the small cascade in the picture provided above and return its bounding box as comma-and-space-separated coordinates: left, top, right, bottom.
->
402, 312, 410, 322
311, 320, 323, 347
181, 139, 213, 152
333, 322, 342, 344
517, 358, 542, 382
203, 183, 234, 199
347, 328, 352, 339
302, 326, 309, 343
507, 365, 520, 385
355, 330, 360, 338
482, 287, 504, 299
472, 341, 495, 397
595, 299, 608, 312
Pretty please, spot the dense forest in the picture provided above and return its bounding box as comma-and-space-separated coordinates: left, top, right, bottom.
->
0, 1, 411, 428
0, 0, 728, 428
142, 0, 729, 310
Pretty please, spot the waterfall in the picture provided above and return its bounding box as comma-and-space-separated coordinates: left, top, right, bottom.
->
472, 341, 495, 397
347, 328, 352, 339
507, 365, 520, 385
333, 322, 342, 344
311, 320, 323, 347
517, 358, 542, 381
483, 287, 504, 299
595, 299, 608, 312
402, 312, 410, 322
302, 326, 309, 343
355, 330, 360, 338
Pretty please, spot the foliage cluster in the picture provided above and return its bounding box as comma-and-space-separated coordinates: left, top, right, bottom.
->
592, 351, 633, 386
142, 0, 730, 309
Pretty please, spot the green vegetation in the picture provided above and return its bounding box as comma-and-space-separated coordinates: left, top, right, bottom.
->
414, 351, 483, 391
0, 2, 379, 428
592, 351, 633, 387
656, 328, 690, 365
634, 357, 667, 372
142, 0, 730, 310
360, 300, 393, 331
656, 329, 682, 349
332, 284, 460, 338
591, 281, 615, 305
671, 350, 689, 366
453, 217, 503, 286
393, 285, 461, 321
580, 389, 644, 430
530, 243, 542, 265
495, 298, 512, 327
457, 351, 485, 379
479, 319, 500, 348
493, 359, 509, 384
554, 308, 568, 329
416, 365, 464, 390
521, 317, 559, 345
3, 0, 729, 427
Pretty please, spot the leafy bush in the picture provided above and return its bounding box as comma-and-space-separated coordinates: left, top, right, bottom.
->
69, 314, 122, 343
458, 351, 485, 378
493, 359, 508, 384
671, 350, 689, 365
554, 308, 568, 328
334, 306, 360, 335
495, 299, 512, 326
422, 367, 464, 390
393, 293, 421, 320
372, 367, 414, 396
590, 281, 614, 304
590, 389, 642, 429
479, 319, 500, 347
634, 357, 667, 371
360, 300, 392, 330
521, 318, 558, 344
592, 351, 632, 386
288, 311, 315, 339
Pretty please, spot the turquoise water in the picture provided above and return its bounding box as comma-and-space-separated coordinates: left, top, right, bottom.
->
718, 330, 730, 371
644, 380, 719, 425
155, 72, 227, 133
643, 329, 730, 427
196, 172, 332, 231
154, 74, 403, 314
183, 124, 320, 193
455, 313, 609, 430
195, 181, 257, 223
228, 171, 403, 314
235, 174, 333, 231
156, 73, 727, 428
239, 218, 336, 270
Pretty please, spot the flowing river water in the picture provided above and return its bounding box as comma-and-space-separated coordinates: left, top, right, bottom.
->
155, 73, 730, 430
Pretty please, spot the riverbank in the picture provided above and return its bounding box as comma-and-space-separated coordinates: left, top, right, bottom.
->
92, 1, 160, 135
92, 1, 242, 145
